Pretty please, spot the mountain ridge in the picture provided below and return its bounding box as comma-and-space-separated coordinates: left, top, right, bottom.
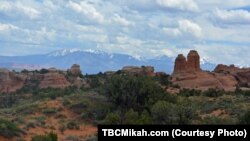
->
0, 49, 216, 74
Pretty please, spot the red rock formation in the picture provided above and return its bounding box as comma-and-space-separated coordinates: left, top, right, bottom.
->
214, 64, 240, 73
155, 72, 167, 77
171, 50, 238, 91
214, 64, 250, 87
39, 70, 70, 89
187, 50, 201, 72
121, 66, 155, 76
236, 71, 250, 87
0, 69, 24, 93
69, 64, 82, 76
173, 54, 187, 74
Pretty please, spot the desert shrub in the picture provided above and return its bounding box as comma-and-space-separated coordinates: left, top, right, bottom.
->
39, 68, 49, 74
104, 112, 121, 124
198, 101, 218, 114
63, 98, 71, 106
34, 116, 46, 126
203, 88, 224, 97
15, 116, 25, 124
124, 109, 139, 124
151, 101, 178, 124
31, 132, 57, 141
59, 124, 66, 133
172, 84, 180, 89
0, 94, 18, 108
33, 87, 76, 100
102, 75, 176, 113
85, 135, 98, 141
65, 135, 81, 141
239, 111, 250, 124
21, 69, 29, 73
13, 102, 39, 115
0, 118, 20, 138
26, 121, 36, 129
151, 99, 196, 124
43, 108, 57, 115
200, 116, 237, 124
137, 110, 152, 124
90, 78, 102, 88
16, 139, 25, 141
179, 89, 201, 97
67, 121, 80, 130
175, 98, 197, 124
153, 74, 170, 86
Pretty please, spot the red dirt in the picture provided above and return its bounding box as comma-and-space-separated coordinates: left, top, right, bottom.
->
20, 99, 97, 141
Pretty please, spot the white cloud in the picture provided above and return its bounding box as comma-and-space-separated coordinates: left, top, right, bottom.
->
116, 35, 143, 46
179, 19, 202, 37
113, 14, 134, 26
163, 19, 202, 38
163, 27, 181, 37
0, 1, 12, 12
0, 23, 19, 31
156, 0, 199, 12
193, 44, 250, 66
196, 0, 250, 10
0, 1, 40, 19
67, 1, 104, 23
15, 2, 40, 19
213, 9, 250, 24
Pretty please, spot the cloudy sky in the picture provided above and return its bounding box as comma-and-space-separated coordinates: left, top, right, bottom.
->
0, 0, 250, 66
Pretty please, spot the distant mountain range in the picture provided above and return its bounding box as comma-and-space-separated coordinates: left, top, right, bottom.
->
0, 49, 216, 74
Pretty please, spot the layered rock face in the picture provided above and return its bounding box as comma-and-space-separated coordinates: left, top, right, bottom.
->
236, 71, 250, 87
214, 64, 240, 73
121, 66, 155, 76
69, 64, 81, 76
171, 50, 238, 91
0, 65, 89, 93
0, 69, 24, 93
214, 64, 250, 87
39, 70, 70, 89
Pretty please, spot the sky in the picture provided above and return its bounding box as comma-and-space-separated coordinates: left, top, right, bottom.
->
0, 0, 250, 66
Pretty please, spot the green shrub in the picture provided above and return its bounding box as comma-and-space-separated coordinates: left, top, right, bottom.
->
239, 111, 250, 124
43, 108, 57, 115
104, 112, 121, 124
103, 75, 176, 113
67, 121, 80, 130
151, 101, 178, 124
203, 88, 224, 97
179, 89, 201, 97
0, 118, 20, 138
200, 116, 237, 125
65, 135, 81, 141
31, 132, 57, 141
124, 109, 139, 124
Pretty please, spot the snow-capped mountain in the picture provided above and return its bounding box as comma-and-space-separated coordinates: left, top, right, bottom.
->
0, 49, 217, 74
48, 49, 83, 56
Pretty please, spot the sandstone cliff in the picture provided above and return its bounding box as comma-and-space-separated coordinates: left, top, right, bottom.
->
0, 69, 24, 93
39, 70, 70, 89
214, 64, 250, 87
